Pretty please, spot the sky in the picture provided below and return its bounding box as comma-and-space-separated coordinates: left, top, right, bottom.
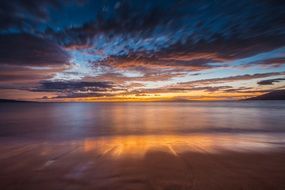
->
0, 0, 285, 102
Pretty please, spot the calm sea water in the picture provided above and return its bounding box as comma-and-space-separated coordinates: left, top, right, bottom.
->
0, 101, 285, 140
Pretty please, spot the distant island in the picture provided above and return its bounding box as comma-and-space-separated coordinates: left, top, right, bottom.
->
246, 90, 285, 100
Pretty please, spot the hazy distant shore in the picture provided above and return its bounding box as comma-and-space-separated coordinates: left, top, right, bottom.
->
1, 90, 285, 103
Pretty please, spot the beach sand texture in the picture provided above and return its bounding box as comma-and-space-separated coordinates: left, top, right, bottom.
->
1, 134, 285, 190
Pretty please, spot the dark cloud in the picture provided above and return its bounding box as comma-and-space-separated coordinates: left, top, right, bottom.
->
43, 0, 285, 63
42, 0, 188, 46
93, 71, 185, 83
0, 0, 85, 31
34, 81, 115, 92
179, 72, 285, 87
166, 36, 285, 61
0, 33, 70, 91
53, 92, 116, 99
33, 80, 127, 99
0, 34, 69, 66
257, 78, 285, 85
0, 63, 69, 92
0, 68, 53, 83
248, 57, 285, 68
2, 0, 285, 71
0, 0, 61, 31
97, 52, 225, 72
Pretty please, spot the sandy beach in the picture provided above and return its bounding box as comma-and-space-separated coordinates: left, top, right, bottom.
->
1, 134, 285, 190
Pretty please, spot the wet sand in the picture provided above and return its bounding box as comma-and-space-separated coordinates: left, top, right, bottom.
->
1, 134, 285, 190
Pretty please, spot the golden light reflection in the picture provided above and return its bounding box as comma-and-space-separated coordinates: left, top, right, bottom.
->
83, 134, 278, 159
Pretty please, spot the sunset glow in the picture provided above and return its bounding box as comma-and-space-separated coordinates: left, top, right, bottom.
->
0, 0, 285, 101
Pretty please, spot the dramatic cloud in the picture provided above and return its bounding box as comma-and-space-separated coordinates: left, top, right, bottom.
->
257, 78, 285, 85
178, 72, 285, 87
97, 53, 225, 72
0, 0, 81, 31
31, 80, 126, 99
249, 57, 285, 68
0, 33, 70, 92
1, 0, 285, 101
0, 65, 64, 87
34, 81, 115, 92
93, 71, 185, 83
0, 34, 69, 66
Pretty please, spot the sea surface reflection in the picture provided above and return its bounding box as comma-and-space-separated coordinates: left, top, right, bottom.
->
1, 101, 285, 140
82, 134, 285, 158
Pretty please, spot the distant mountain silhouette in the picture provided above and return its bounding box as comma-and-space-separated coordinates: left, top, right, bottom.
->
0, 99, 32, 103
246, 90, 285, 100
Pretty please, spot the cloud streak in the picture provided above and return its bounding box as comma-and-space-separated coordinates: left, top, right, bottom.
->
1, 0, 285, 101
257, 78, 285, 85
